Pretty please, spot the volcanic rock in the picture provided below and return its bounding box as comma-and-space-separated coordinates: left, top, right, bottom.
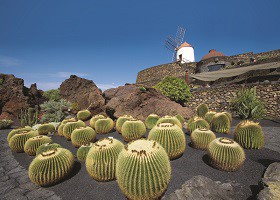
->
104, 84, 193, 121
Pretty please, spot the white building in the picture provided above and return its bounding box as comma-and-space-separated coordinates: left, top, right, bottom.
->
176, 41, 195, 63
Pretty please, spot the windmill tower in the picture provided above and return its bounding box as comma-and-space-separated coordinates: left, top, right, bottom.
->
164, 26, 195, 63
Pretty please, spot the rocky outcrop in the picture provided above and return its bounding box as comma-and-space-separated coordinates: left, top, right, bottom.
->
104, 84, 193, 121
0, 74, 46, 120
59, 75, 105, 114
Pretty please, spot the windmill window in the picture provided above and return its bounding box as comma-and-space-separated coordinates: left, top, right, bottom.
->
179, 54, 182, 61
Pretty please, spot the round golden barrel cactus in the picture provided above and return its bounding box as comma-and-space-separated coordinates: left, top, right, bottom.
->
7, 127, 33, 142
175, 114, 185, 124
190, 128, 216, 150
77, 109, 92, 121
145, 114, 160, 129
156, 115, 182, 129
36, 143, 62, 156
205, 111, 217, 124
9, 130, 38, 152
196, 103, 209, 118
89, 115, 105, 129
211, 113, 231, 134
121, 119, 146, 142
63, 120, 86, 140
71, 126, 96, 147
77, 143, 94, 162
187, 116, 210, 133
24, 135, 52, 156
116, 115, 133, 133
95, 118, 114, 134
38, 123, 56, 135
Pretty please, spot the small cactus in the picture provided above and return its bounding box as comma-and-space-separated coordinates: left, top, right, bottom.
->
175, 114, 185, 124
61, 118, 76, 125
7, 127, 33, 142
36, 143, 62, 156
29, 148, 74, 186
116, 115, 133, 133
9, 130, 38, 152
208, 137, 245, 171
196, 103, 209, 118
187, 116, 210, 133
145, 114, 160, 129
86, 137, 124, 181
211, 113, 231, 134
234, 120, 264, 149
63, 120, 86, 140
121, 119, 146, 142
24, 135, 52, 156
89, 115, 105, 129
156, 115, 182, 129
190, 128, 216, 150
77, 143, 94, 162
148, 123, 186, 159
116, 139, 171, 200
71, 126, 96, 147
95, 118, 114, 134
57, 124, 65, 136
38, 123, 56, 135
205, 111, 217, 124
77, 110, 92, 121
222, 111, 232, 122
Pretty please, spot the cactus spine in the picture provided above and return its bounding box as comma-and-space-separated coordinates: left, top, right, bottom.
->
234, 120, 264, 149
211, 113, 231, 133
208, 138, 245, 171
77, 143, 94, 162
205, 111, 217, 124
145, 114, 160, 129
86, 138, 124, 181
71, 126, 96, 147
95, 118, 114, 134
7, 127, 33, 142
89, 115, 105, 129
190, 128, 216, 150
187, 116, 210, 133
196, 103, 209, 118
38, 123, 56, 135
116, 115, 134, 133
24, 136, 52, 156
77, 109, 92, 121
36, 143, 62, 156
121, 119, 146, 142
29, 148, 74, 186
148, 123, 186, 159
116, 139, 171, 200
156, 115, 182, 129
63, 120, 86, 140
9, 130, 38, 152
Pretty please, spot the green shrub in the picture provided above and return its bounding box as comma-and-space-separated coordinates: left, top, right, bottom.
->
43, 89, 60, 101
230, 87, 266, 119
139, 86, 146, 92
0, 119, 13, 129
154, 76, 191, 105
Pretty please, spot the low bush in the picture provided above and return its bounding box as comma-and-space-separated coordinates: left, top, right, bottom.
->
0, 119, 13, 129
43, 89, 60, 101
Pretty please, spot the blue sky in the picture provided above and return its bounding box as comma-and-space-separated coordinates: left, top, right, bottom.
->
0, 0, 279, 91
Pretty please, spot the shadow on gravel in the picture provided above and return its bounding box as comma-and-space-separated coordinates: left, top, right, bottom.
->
258, 158, 280, 167
247, 185, 260, 200
202, 154, 212, 168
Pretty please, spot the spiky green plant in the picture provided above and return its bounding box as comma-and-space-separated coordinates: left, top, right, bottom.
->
36, 143, 62, 156
19, 107, 38, 127
205, 111, 217, 124
71, 126, 96, 147
86, 137, 124, 181
234, 120, 264, 149
145, 114, 160, 129
208, 137, 245, 171
7, 127, 33, 142
63, 120, 86, 140
57, 124, 65, 136
29, 148, 74, 186
148, 123, 186, 159
156, 115, 182, 129
222, 111, 232, 122
95, 118, 114, 134
211, 113, 231, 134
24, 136, 52, 156
61, 118, 76, 125
196, 103, 209, 118
116, 115, 134, 133
89, 115, 105, 129
77, 143, 94, 162
175, 114, 185, 124
190, 128, 216, 150
9, 130, 38, 152
37, 123, 56, 135
77, 110, 92, 121
116, 139, 171, 200
121, 119, 146, 142
187, 116, 210, 133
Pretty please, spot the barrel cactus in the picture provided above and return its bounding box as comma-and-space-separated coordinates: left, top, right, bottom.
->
205, 111, 217, 124
77, 143, 94, 162
187, 116, 210, 133
196, 103, 209, 118
148, 123, 186, 159
77, 109, 92, 121
116, 139, 171, 200
234, 120, 264, 149
222, 111, 232, 122
208, 137, 245, 171
156, 115, 182, 129
63, 120, 86, 140
89, 115, 105, 129
116, 115, 133, 133
211, 113, 231, 134
9, 130, 38, 152
175, 114, 185, 124
36, 143, 62, 156
61, 118, 76, 125
86, 137, 124, 181
38, 123, 55, 135
24, 136, 52, 156
190, 128, 216, 150
95, 118, 114, 134
7, 127, 33, 142
121, 119, 146, 142
29, 148, 74, 186
71, 126, 96, 147
145, 114, 160, 129
57, 124, 65, 136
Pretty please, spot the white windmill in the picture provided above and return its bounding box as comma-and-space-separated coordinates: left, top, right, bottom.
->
164, 26, 195, 63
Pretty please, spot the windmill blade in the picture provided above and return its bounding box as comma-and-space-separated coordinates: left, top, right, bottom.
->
175, 26, 186, 46
172, 52, 177, 62
165, 39, 177, 50
164, 44, 175, 53
167, 35, 179, 48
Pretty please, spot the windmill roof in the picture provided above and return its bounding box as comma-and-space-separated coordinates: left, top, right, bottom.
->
201, 49, 227, 60
178, 42, 192, 49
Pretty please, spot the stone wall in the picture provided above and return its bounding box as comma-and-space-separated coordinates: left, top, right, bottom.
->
188, 81, 280, 119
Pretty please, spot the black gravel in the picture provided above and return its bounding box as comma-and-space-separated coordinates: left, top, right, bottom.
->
12, 127, 280, 200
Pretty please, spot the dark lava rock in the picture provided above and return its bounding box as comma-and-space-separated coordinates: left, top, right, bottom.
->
0, 74, 46, 120
59, 75, 105, 114
162, 175, 236, 200
258, 162, 280, 200
104, 84, 193, 121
